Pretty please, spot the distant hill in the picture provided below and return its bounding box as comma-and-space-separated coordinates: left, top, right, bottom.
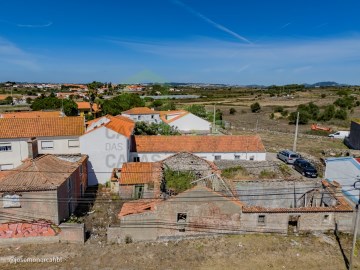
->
304, 81, 348, 88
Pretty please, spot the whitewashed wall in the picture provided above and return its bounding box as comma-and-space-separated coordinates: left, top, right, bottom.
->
37, 136, 81, 155
80, 127, 130, 185
122, 113, 161, 124
0, 138, 28, 169
169, 113, 211, 132
130, 152, 266, 163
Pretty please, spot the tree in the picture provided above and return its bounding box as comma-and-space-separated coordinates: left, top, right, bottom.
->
318, 105, 335, 121
186, 104, 207, 118
229, 108, 236, 115
5, 96, 13, 104
102, 93, 145, 115
134, 122, 180, 135
30, 96, 78, 116
250, 102, 261, 113
289, 111, 310, 124
334, 109, 348, 120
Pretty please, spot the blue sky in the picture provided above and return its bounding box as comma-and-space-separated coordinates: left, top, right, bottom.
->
0, 0, 360, 85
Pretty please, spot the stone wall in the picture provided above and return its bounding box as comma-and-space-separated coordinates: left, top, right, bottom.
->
58, 223, 85, 243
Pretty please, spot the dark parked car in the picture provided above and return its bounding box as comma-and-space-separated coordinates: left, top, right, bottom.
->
293, 159, 318, 178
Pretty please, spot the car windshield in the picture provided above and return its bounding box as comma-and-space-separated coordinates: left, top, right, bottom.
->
290, 154, 298, 158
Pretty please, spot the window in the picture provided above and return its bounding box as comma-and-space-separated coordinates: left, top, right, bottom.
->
3, 194, 21, 208
323, 214, 330, 223
177, 213, 187, 232
133, 157, 140, 162
68, 139, 80, 148
137, 115, 141, 120
0, 143, 12, 152
151, 115, 154, 119
249, 155, 255, 161
214, 155, 221, 161
0, 164, 14, 170
41, 141, 54, 150
177, 213, 187, 223
258, 215, 266, 225
234, 155, 240, 160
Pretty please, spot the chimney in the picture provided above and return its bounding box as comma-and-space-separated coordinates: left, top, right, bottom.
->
27, 137, 38, 159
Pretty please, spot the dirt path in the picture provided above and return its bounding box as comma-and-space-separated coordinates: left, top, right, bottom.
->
0, 233, 357, 269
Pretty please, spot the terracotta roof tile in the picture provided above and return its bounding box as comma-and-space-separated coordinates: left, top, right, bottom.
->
133, 135, 265, 153
0, 117, 85, 138
76, 102, 100, 112
118, 199, 159, 217
122, 107, 157, 115
0, 111, 62, 118
0, 155, 87, 192
119, 162, 162, 185
158, 110, 189, 124
85, 115, 135, 138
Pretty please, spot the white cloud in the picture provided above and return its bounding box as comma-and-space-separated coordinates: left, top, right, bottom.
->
17, 21, 53, 28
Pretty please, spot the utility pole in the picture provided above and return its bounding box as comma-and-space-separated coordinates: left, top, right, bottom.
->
213, 103, 216, 133
350, 178, 360, 270
292, 111, 299, 152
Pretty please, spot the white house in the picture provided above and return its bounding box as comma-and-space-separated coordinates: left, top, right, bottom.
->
80, 115, 135, 185
159, 110, 211, 134
325, 157, 360, 204
130, 135, 266, 163
0, 117, 85, 170
121, 107, 161, 124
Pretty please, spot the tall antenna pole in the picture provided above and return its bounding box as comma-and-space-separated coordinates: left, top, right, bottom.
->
293, 111, 299, 152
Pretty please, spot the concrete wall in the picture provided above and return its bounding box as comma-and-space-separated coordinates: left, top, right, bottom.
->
236, 181, 319, 208
110, 187, 243, 243
169, 113, 211, 133
80, 127, 129, 185
122, 113, 161, 124
37, 136, 81, 155
0, 190, 59, 224
0, 138, 28, 169
58, 223, 85, 243
130, 152, 266, 163
240, 211, 354, 234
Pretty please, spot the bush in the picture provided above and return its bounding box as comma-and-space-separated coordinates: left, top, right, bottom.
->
289, 111, 310, 124
281, 110, 289, 117
259, 170, 277, 179
321, 93, 326, 98
274, 106, 284, 113
229, 108, 236, 115
221, 166, 248, 179
318, 105, 335, 121
334, 109, 348, 120
250, 102, 261, 113
270, 113, 274, 119
164, 169, 193, 193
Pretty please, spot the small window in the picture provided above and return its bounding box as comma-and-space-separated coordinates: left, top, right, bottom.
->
3, 194, 21, 208
151, 115, 154, 119
133, 157, 140, 162
177, 213, 187, 223
68, 139, 80, 148
249, 156, 255, 161
214, 155, 221, 161
41, 141, 54, 150
258, 215, 266, 225
0, 143, 12, 152
323, 214, 330, 223
137, 116, 141, 120
234, 155, 240, 160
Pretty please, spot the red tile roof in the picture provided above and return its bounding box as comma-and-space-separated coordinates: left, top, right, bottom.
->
132, 135, 265, 153
0, 155, 87, 192
0, 117, 85, 138
0, 111, 62, 118
86, 115, 135, 138
119, 162, 162, 185
76, 102, 100, 112
122, 107, 157, 115
118, 199, 159, 217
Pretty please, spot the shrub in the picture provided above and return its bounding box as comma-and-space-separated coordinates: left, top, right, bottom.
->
164, 169, 194, 193
334, 109, 348, 120
229, 108, 236, 115
281, 110, 289, 117
270, 113, 274, 119
274, 106, 284, 113
221, 166, 249, 179
289, 111, 310, 124
259, 170, 277, 179
250, 102, 261, 113
321, 93, 326, 98
318, 105, 335, 121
